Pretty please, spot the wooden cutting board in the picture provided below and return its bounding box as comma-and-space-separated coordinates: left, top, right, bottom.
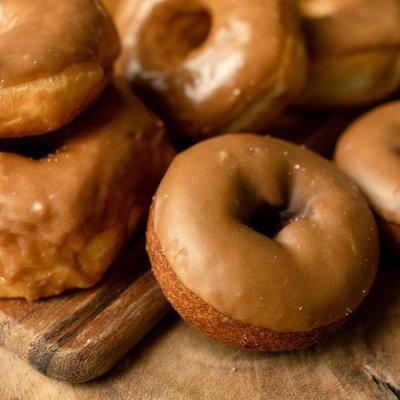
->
0, 235, 169, 384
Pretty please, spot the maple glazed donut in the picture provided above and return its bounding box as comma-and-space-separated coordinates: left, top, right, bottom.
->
296, 0, 400, 107
0, 81, 174, 300
115, 0, 307, 141
0, 0, 120, 138
335, 101, 400, 251
147, 134, 379, 351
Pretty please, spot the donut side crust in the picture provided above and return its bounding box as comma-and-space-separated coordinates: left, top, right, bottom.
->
146, 208, 348, 352
0, 63, 109, 138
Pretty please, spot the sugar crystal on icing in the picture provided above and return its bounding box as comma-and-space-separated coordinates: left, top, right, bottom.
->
218, 150, 229, 163
32, 201, 43, 212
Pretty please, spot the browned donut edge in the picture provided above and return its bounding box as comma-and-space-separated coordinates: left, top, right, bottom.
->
146, 206, 349, 352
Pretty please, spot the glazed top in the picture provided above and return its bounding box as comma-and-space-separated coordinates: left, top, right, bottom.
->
298, 0, 400, 56
153, 134, 379, 332
335, 101, 400, 225
116, 0, 305, 139
0, 0, 119, 88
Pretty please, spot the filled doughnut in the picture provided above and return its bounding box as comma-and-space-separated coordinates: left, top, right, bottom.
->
114, 0, 307, 141
0, 81, 174, 300
335, 101, 400, 251
147, 134, 379, 351
296, 0, 400, 107
0, 0, 120, 138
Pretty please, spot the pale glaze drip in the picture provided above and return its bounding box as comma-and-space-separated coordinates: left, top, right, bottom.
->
153, 134, 378, 332
335, 100, 400, 225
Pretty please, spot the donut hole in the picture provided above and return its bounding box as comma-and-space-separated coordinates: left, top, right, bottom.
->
0, 130, 68, 160
249, 203, 301, 238
139, 1, 211, 68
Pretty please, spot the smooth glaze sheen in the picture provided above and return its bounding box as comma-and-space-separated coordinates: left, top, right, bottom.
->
0, 0, 119, 137
297, 0, 400, 106
152, 134, 378, 333
335, 101, 400, 225
115, 0, 307, 140
0, 81, 174, 300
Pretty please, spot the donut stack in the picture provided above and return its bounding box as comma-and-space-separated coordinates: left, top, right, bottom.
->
109, 0, 400, 351
2, 0, 400, 354
0, 0, 173, 300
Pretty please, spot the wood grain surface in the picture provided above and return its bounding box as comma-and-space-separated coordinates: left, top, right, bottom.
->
1, 259, 400, 399
0, 236, 169, 384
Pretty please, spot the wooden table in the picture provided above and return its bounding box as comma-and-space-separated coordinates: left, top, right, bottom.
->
1, 108, 398, 399
1, 258, 400, 399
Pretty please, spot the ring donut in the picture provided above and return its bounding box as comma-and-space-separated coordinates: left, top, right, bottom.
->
0, 81, 174, 300
0, 0, 119, 138
114, 0, 307, 141
297, 0, 400, 107
335, 101, 400, 252
147, 134, 379, 351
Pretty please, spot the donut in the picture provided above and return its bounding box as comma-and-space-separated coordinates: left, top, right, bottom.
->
335, 101, 400, 252
114, 0, 307, 141
146, 134, 379, 351
0, 81, 174, 300
296, 0, 400, 107
0, 0, 120, 138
